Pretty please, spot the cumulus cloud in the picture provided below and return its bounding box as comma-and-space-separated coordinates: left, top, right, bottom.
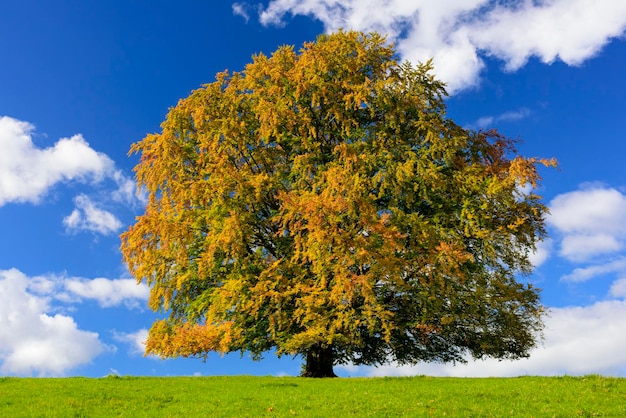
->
549, 187, 626, 235
561, 258, 626, 283
26, 271, 149, 309
339, 300, 626, 377
0, 268, 105, 376
255, 0, 626, 92
111, 170, 145, 207
610, 278, 626, 299
0, 268, 149, 375
548, 186, 626, 262
0, 116, 113, 206
0, 116, 144, 234
63, 194, 123, 235
560, 234, 623, 262
21, 270, 148, 309
468, 0, 626, 70
63, 277, 149, 308
113, 329, 149, 356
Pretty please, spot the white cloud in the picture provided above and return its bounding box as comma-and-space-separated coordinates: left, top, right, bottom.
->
24, 271, 149, 309
498, 108, 531, 123
0, 116, 144, 234
63, 194, 123, 235
549, 187, 626, 235
64, 277, 149, 308
471, 108, 532, 130
339, 300, 626, 377
561, 258, 626, 283
529, 238, 552, 268
548, 186, 626, 262
560, 233, 623, 262
0, 116, 113, 206
469, 0, 626, 70
20, 270, 148, 308
111, 170, 145, 206
257, 0, 626, 92
113, 329, 149, 356
609, 278, 626, 299
232, 3, 251, 23
0, 268, 149, 375
0, 268, 105, 376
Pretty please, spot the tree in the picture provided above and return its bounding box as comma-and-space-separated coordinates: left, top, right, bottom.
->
121, 31, 555, 377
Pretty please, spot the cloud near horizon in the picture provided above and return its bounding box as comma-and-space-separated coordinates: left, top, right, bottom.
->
335, 183, 626, 377
253, 0, 626, 92
340, 299, 626, 377
0, 269, 105, 376
0, 268, 149, 376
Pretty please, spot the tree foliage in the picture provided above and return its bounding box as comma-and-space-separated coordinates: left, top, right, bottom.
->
121, 31, 556, 377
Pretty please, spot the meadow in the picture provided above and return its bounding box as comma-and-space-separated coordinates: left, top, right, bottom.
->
1, 374, 624, 417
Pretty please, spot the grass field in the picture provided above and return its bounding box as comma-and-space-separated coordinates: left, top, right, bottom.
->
1, 374, 624, 417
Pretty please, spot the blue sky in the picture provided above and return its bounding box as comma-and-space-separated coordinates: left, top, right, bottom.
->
1, 1, 626, 378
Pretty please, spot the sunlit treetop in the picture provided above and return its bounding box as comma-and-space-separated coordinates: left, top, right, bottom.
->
121, 30, 556, 377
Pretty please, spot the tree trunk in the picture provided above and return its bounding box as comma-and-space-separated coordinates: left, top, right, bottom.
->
301, 344, 337, 378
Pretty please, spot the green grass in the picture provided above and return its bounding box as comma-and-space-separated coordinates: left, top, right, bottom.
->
0, 374, 624, 417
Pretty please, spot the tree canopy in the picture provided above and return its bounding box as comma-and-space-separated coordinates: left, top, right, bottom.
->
121, 31, 555, 377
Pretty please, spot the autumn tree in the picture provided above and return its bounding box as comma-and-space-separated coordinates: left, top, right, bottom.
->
121, 31, 555, 377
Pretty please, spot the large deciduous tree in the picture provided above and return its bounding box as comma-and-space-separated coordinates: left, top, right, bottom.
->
121, 31, 555, 377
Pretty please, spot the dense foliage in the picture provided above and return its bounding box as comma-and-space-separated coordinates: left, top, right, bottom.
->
121, 31, 555, 377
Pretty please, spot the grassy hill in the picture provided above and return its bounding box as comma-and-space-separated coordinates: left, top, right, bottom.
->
1, 375, 624, 416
